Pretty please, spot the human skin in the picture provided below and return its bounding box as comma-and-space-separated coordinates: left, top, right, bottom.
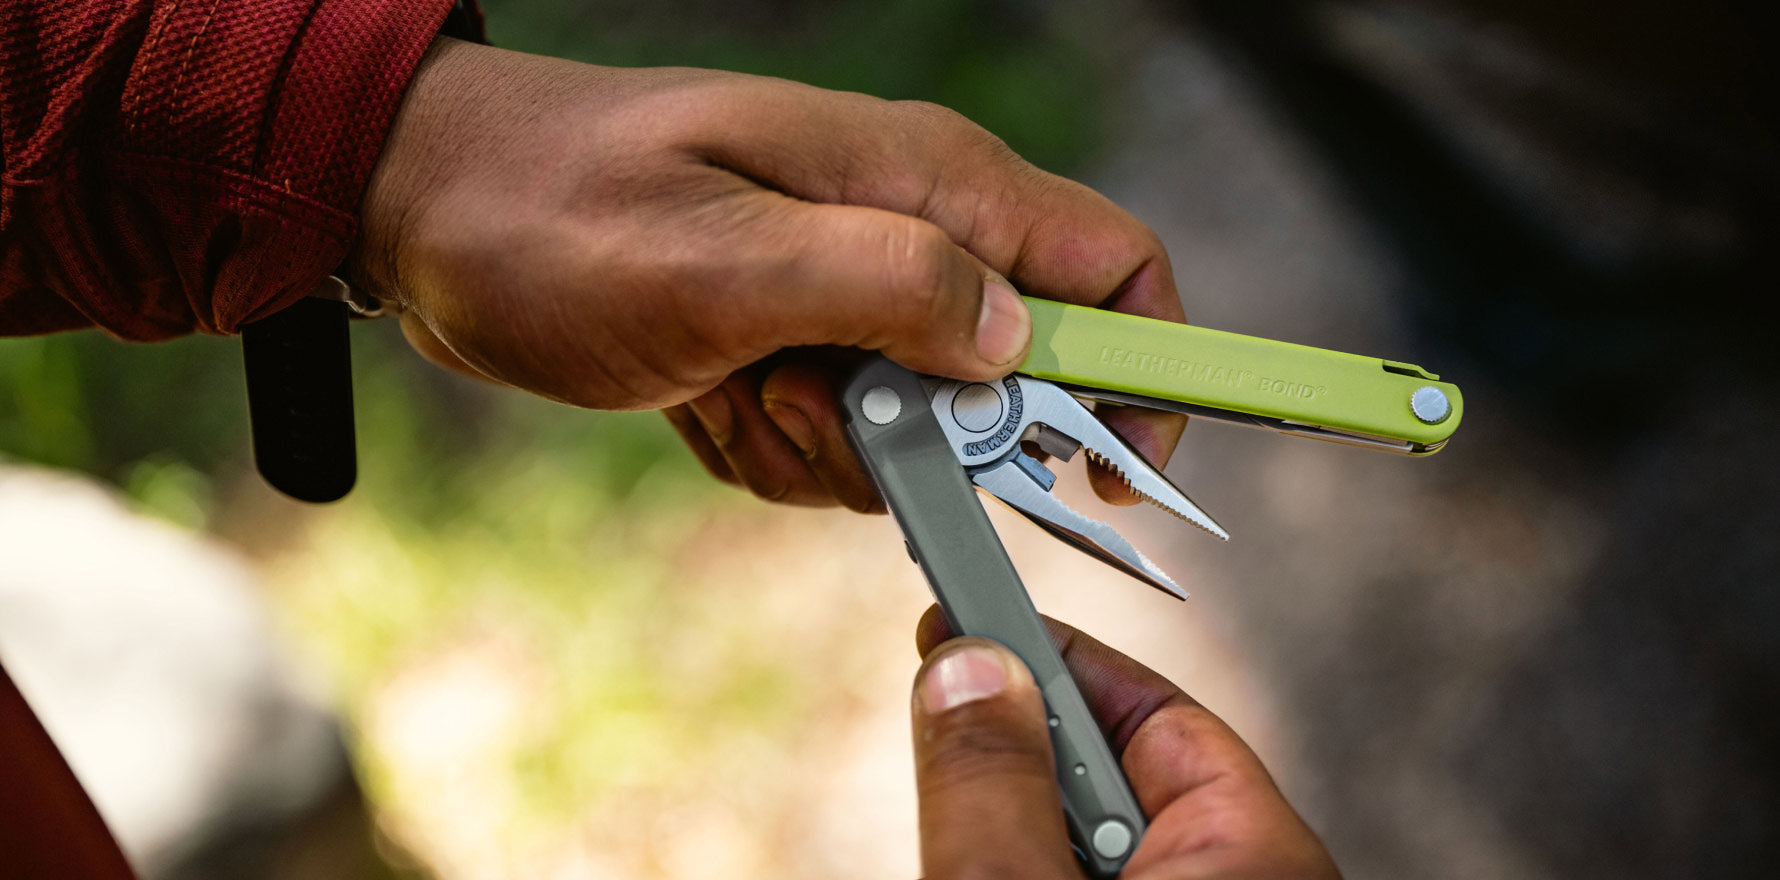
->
346, 37, 1189, 511
912, 607, 1342, 879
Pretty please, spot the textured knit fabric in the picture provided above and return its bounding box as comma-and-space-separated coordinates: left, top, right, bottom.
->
0, 0, 463, 339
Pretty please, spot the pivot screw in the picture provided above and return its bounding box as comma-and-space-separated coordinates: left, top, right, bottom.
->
861, 386, 902, 425
1410, 386, 1451, 425
1092, 819, 1133, 859
950, 382, 1004, 432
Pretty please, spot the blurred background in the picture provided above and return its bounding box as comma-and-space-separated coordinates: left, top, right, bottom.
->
2, 1, 1776, 878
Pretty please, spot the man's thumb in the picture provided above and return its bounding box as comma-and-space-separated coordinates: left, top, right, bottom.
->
911, 638, 1080, 879
755, 200, 1031, 380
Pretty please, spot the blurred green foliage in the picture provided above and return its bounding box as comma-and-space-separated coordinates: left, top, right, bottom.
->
0, 332, 243, 477
0, 332, 247, 523
0, 319, 702, 531
481, 0, 1110, 174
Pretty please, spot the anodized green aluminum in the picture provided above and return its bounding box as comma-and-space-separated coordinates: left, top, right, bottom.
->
1018, 297, 1463, 448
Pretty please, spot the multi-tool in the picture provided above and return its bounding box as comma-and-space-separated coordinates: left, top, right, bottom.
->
841, 296, 1462, 878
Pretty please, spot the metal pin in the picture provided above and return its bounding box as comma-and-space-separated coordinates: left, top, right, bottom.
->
1410, 386, 1451, 425
862, 386, 903, 425
1092, 820, 1133, 858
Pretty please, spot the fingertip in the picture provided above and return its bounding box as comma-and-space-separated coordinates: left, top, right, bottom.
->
916, 639, 1026, 716
1088, 464, 1145, 506
974, 278, 1031, 369
758, 363, 832, 459
914, 605, 954, 657
1087, 404, 1189, 507
662, 406, 742, 487
760, 361, 885, 513
694, 372, 837, 506
1098, 405, 1186, 471
685, 387, 736, 446
762, 398, 816, 458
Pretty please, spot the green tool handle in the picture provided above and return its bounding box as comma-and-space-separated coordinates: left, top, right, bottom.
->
1020, 298, 1463, 449
843, 357, 1145, 880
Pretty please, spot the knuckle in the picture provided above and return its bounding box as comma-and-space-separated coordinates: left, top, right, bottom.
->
897, 99, 1016, 163
899, 99, 982, 143
733, 457, 794, 502
1133, 228, 1170, 273
894, 98, 968, 130
1122, 221, 1165, 260
1101, 209, 1168, 266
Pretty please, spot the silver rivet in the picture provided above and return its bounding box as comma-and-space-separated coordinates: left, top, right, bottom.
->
1048, 716, 1060, 728
950, 382, 1004, 432
1073, 763, 1087, 776
1410, 386, 1451, 425
1091, 819, 1133, 859
861, 386, 902, 425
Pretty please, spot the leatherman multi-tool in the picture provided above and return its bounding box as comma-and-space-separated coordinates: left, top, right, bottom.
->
841, 297, 1462, 878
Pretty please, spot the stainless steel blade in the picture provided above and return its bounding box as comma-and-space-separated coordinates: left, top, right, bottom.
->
972, 457, 1189, 599
1018, 380, 1231, 541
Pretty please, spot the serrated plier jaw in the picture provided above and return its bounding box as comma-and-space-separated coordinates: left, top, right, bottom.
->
925, 374, 1227, 599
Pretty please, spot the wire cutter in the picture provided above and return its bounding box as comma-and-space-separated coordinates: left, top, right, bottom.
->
841, 297, 1462, 878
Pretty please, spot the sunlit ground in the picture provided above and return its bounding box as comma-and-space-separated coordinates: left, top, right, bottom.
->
262, 467, 933, 879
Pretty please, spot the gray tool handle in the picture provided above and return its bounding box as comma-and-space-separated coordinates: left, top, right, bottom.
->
842, 357, 1145, 879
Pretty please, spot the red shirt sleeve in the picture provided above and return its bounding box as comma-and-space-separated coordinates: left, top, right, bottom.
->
0, 0, 466, 340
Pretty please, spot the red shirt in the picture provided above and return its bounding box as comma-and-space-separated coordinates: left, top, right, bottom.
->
2, 2, 476, 875
0, 0, 463, 340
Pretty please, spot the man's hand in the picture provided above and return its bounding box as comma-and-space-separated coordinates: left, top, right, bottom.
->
349, 38, 1186, 510
911, 607, 1341, 879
